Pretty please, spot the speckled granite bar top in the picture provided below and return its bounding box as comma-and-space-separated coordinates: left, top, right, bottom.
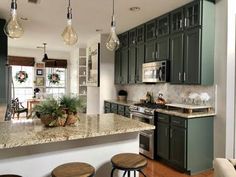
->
0, 113, 154, 149
156, 109, 216, 118
105, 99, 138, 106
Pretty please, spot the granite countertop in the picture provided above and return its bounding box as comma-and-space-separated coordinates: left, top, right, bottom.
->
156, 108, 216, 118
105, 99, 138, 106
0, 113, 154, 149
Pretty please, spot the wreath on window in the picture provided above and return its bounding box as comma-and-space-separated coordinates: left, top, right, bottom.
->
15, 71, 28, 83
48, 73, 60, 84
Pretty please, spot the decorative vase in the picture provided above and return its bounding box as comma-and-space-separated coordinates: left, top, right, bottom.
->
65, 114, 78, 125
40, 116, 66, 127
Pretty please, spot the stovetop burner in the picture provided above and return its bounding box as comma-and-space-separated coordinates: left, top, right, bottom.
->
134, 102, 166, 109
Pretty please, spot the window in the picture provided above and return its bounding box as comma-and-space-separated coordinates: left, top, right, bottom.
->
12, 66, 34, 106
46, 68, 67, 99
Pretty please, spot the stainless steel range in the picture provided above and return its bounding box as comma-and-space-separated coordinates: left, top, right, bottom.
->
130, 103, 164, 159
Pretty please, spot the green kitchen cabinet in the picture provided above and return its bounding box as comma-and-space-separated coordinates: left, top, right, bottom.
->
170, 8, 184, 33
120, 48, 129, 84
120, 32, 129, 48
185, 1, 201, 29
156, 113, 213, 174
157, 123, 169, 160
156, 36, 169, 60
104, 101, 131, 118
137, 25, 145, 44
157, 14, 170, 37
169, 126, 187, 169
114, 50, 121, 84
136, 44, 145, 83
145, 19, 156, 41
170, 32, 184, 84
129, 28, 137, 47
128, 46, 136, 84
145, 40, 156, 62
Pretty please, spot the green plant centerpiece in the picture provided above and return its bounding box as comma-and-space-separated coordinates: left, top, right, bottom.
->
59, 95, 85, 125
33, 98, 65, 127
33, 96, 85, 127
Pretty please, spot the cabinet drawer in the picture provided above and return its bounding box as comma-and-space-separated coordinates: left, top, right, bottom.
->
157, 113, 170, 123
171, 116, 186, 128
104, 102, 111, 108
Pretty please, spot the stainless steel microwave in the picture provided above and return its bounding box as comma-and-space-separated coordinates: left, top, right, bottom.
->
142, 61, 169, 83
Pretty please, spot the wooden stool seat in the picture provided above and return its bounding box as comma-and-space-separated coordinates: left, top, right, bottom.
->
51, 162, 95, 177
111, 153, 147, 170
0, 175, 22, 177
110, 153, 147, 177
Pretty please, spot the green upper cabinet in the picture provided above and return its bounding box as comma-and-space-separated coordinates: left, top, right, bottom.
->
136, 44, 145, 83
145, 40, 156, 63
120, 48, 129, 84
156, 36, 169, 60
145, 19, 156, 41
170, 8, 184, 33
185, 1, 201, 29
129, 28, 137, 47
170, 0, 215, 85
137, 25, 145, 44
157, 14, 170, 37
128, 47, 136, 84
170, 32, 184, 84
120, 32, 129, 48
114, 49, 121, 84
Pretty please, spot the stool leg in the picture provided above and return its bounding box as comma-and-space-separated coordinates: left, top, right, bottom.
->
122, 171, 127, 177
128, 171, 130, 177
134, 171, 136, 177
138, 170, 147, 177
110, 167, 116, 177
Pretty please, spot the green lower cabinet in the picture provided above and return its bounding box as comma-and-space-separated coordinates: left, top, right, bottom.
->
104, 101, 130, 118
128, 47, 136, 84
156, 113, 213, 174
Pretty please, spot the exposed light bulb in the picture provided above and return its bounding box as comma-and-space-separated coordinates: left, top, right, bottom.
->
106, 26, 120, 51
4, 6, 24, 39
62, 19, 78, 46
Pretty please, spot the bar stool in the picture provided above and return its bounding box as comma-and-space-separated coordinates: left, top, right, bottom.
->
51, 162, 95, 177
0, 175, 22, 177
110, 153, 147, 177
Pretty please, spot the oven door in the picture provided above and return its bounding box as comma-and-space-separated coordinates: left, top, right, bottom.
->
139, 130, 154, 159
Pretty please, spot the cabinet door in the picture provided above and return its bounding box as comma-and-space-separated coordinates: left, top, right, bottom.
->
128, 47, 136, 84
185, 1, 201, 29
157, 123, 169, 160
129, 28, 137, 46
156, 36, 169, 60
170, 126, 186, 169
120, 32, 129, 48
184, 28, 201, 84
145, 40, 156, 63
114, 50, 121, 84
145, 20, 156, 41
137, 25, 145, 44
170, 32, 184, 84
170, 8, 184, 33
157, 14, 170, 37
121, 48, 129, 84
136, 44, 145, 83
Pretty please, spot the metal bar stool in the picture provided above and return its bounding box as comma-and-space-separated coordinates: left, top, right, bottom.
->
0, 175, 22, 177
110, 153, 148, 177
51, 162, 95, 177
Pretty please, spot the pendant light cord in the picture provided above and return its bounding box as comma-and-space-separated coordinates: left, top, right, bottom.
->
112, 0, 114, 16
11, 0, 17, 10
43, 43, 46, 54
67, 0, 72, 19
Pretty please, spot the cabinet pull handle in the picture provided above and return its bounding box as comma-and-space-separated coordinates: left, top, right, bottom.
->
184, 18, 187, 27
180, 19, 183, 29
184, 72, 186, 81
178, 72, 181, 81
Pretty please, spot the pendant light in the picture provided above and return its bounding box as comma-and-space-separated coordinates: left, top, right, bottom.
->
106, 0, 120, 51
42, 43, 49, 62
62, 0, 78, 46
4, 0, 24, 39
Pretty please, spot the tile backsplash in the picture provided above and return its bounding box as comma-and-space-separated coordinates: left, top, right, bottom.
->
116, 84, 215, 107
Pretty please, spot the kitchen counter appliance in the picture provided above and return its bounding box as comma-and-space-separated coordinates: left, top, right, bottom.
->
130, 103, 164, 159
142, 61, 169, 83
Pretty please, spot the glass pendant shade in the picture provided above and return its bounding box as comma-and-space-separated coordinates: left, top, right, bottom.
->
106, 26, 120, 51
4, 9, 24, 39
62, 20, 78, 45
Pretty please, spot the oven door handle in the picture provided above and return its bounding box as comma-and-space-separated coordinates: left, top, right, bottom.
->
130, 112, 153, 119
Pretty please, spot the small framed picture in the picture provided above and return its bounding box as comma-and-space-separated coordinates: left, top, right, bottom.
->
35, 77, 45, 87
35, 63, 45, 68
36, 69, 43, 76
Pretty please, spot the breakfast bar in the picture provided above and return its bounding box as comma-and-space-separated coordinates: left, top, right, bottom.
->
0, 113, 154, 177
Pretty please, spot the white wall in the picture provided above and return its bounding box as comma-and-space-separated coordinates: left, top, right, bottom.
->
86, 34, 116, 114
69, 47, 79, 95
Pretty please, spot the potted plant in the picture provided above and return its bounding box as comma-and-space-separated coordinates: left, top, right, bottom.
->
59, 95, 85, 125
33, 98, 66, 127
118, 90, 128, 101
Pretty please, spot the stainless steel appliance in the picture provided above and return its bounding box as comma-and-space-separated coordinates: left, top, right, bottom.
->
130, 103, 163, 159
142, 61, 169, 83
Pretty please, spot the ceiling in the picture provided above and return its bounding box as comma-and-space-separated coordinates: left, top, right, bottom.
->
0, 0, 192, 52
